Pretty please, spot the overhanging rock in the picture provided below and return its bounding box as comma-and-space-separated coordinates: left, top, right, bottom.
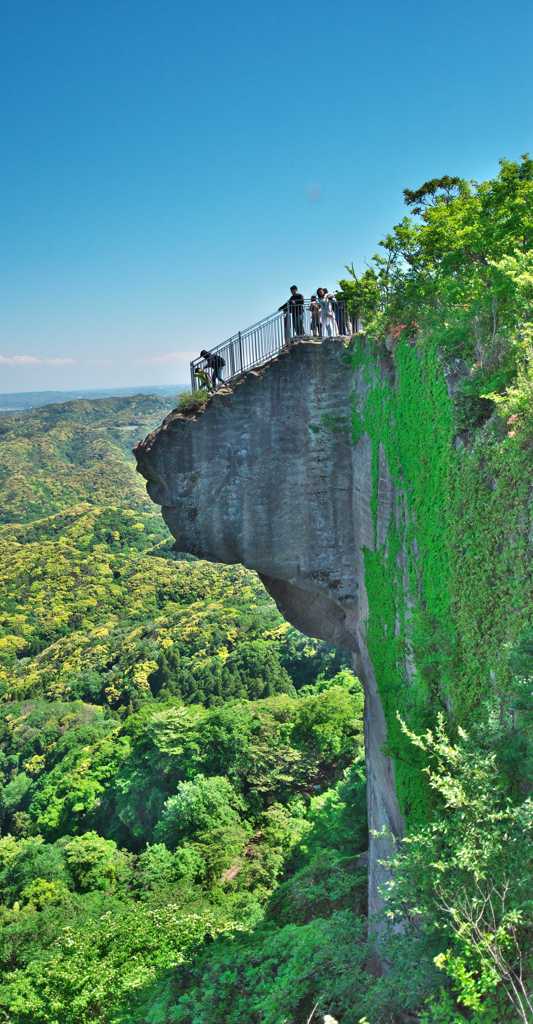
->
135, 338, 405, 923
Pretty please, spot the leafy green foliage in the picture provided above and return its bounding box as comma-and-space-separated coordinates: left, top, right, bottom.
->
340, 156, 533, 435
0, 889, 230, 1024
0, 391, 365, 1023
345, 159, 532, 827
0, 683, 365, 1023
402, 175, 464, 213
176, 389, 211, 414
385, 719, 532, 1024
337, 264, 381, 326
169, 910, 369, 1024
0, 504, 343, 708
154, 775, 248, 881
139, 765, 369, 1024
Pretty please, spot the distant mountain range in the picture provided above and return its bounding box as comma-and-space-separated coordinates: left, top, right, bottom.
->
0, 384, 185, 412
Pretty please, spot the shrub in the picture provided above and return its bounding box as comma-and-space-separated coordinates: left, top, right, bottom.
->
176, 389, 210, 415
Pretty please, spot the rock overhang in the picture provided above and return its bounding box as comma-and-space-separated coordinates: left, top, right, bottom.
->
135, 340, 367, 651
134, 336, 404, 924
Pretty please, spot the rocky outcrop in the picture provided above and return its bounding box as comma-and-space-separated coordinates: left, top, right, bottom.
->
134, 339, 405, 923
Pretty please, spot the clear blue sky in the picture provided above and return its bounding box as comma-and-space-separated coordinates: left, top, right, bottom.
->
1, 0, 531, 392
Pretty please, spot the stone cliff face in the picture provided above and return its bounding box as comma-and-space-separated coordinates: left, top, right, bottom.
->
135, 338, 408, 921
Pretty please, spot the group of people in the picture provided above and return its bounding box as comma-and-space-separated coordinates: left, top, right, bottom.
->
280, 285, 349, 339
194, 285, 350, 392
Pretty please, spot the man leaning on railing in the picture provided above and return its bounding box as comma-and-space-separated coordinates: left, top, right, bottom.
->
199, 349, 225, 389
279, 285, 304, 343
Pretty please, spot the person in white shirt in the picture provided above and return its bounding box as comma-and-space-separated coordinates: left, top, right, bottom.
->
317, 288, 338, 338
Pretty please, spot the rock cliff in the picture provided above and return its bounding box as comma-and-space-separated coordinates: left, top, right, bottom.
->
134, 331, 530, 929
135, 338, 407, 920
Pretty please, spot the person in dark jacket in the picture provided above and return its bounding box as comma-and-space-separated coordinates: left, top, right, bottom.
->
200, 349, 225, 387
279, 285, 305, 341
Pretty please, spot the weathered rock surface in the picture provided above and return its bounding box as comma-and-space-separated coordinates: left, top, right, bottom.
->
135, 339, 405, 923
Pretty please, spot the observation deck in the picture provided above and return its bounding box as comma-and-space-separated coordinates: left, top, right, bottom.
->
190, 298, 360, 390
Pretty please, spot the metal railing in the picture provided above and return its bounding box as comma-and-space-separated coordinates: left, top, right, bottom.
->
190, 298, 356, 390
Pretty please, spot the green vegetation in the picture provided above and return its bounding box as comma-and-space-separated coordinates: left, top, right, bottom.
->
386, 718, 532, 1024
0, 392, 361, 1023
0, 687, 365, 1022
339, 157, 532, 394
0, 394, 170, 524
342, 157, 532, 814
337, 156, 532, 1020
0, 503, 346, 709
161, 722, 533, 1024
176, 388, 211, 414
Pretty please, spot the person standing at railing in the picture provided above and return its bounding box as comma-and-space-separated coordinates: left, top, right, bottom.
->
200, 349, 225, 387
334, 294, 350, 335
279, 285, 304, 341
310, 295, 321, 336
317, 288, 339, 338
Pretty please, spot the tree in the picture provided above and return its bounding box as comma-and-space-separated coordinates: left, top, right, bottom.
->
0, 835, 70, 906
293, 680, 364, 763
222, 640, 295, 700
155, 774, 245, 850
403, 175, 464, 214
385, 716, 533, 1023
60, 832, 132, 893
155, 774, 248, 883
340, 155, 533, 384
148, 646, 181, 697
336, 265, 381, 325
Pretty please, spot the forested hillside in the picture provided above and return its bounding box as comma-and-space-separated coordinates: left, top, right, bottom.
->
0, 394, 367, 1023
0, 395, 170, 523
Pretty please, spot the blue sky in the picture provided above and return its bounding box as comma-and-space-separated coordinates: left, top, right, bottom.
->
1, 0, 531, 392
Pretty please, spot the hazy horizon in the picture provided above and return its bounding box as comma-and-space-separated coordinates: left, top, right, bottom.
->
0, 381, 186, 398
0, 382, 189, 416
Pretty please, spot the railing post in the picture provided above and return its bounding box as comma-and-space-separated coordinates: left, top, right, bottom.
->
238, 330, 243, 373
190, 362, 196, 391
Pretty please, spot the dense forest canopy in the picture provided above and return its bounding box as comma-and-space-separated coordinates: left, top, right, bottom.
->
0, 159, 531, 1023
0, 393, 365, 1022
